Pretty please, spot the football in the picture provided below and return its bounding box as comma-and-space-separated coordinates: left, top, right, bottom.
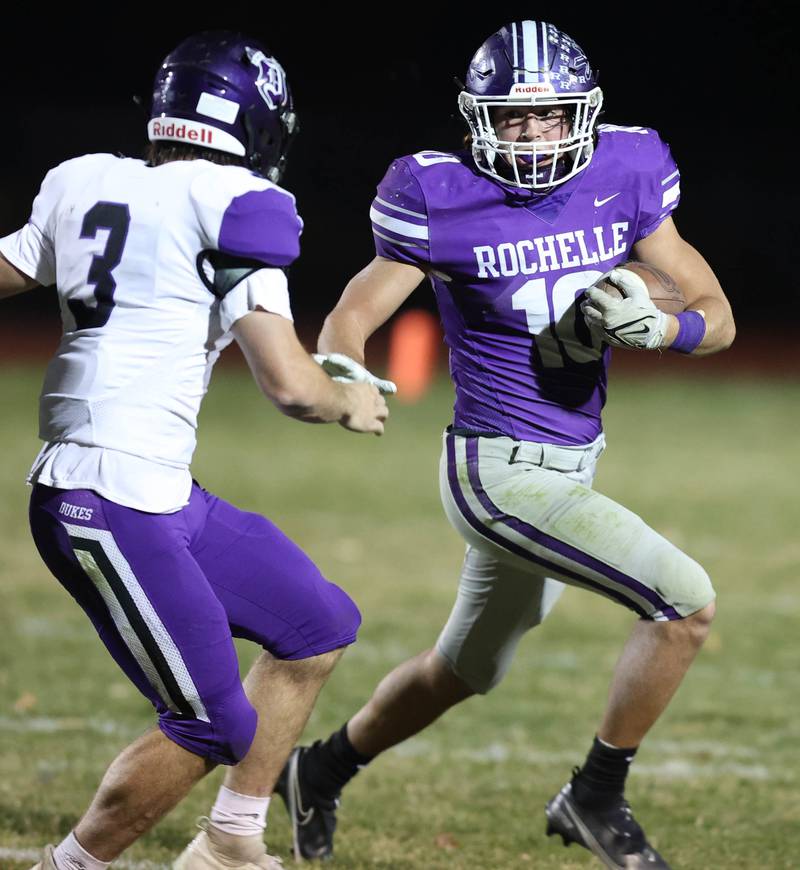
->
595, 261, 687, 314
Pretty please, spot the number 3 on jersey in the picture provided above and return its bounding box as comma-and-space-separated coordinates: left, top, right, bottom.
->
68, 202, 130, 330
512, 269, 603, 368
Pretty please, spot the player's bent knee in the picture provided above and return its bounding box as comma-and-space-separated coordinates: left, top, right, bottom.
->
278, 581, 362, 660
284, 646, 346, 682
437, 631, 522, 695
650, 545, 715, 617
678, 560, 715, 616
680, 599, 716, 642
313, 646, 346, 675
424, 649, 476, 701
690, 597, 716, 625
322, 588, 362, 643
471, 671, 504, 695
159, 688, 258, 765
447, 656, 508, 696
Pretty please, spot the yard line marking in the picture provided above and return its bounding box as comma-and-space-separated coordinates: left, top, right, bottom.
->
392, 740, 776, 780
648, 739, 759, 758
0, 715, 138, 737
633, 760, 771, 780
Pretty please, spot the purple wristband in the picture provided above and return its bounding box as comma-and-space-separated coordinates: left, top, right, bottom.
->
670, 310, 706, 354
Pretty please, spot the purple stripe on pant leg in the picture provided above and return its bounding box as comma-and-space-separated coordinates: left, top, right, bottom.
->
464, 437, 680, 619
445, 435, 648, 618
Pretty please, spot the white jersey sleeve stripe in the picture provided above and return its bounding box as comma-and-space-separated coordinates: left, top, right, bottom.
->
661, 182, 680, 209
372, 228, 429, 250
661, 169, 680, 185
374, 195, 426, 220
369, 206, 429, 240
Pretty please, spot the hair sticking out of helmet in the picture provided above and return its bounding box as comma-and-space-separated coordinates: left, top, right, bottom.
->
459, 21, 602, 191
148, 31, 298, 182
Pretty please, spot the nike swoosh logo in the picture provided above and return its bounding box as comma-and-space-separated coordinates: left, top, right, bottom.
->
594, 193, 621, 207
609, 318, 651, 334
605, 318, 652, 343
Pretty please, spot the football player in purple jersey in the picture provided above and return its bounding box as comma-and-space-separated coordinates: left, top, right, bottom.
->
0, 32, 389, 870
276, 20, 734, 870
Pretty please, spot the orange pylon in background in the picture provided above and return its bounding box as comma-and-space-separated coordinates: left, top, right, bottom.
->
387, 309, 441, 403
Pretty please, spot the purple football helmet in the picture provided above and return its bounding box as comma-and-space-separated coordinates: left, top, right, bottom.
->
148, 31, 297, 183
459, 21, 602, 190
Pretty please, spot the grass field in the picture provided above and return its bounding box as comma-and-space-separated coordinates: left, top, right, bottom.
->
0, 363, 798, 869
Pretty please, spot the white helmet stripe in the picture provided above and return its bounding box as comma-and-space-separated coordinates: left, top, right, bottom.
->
511, 22, 519, 83
522, 20, 539, 82
540, 21, 549, 77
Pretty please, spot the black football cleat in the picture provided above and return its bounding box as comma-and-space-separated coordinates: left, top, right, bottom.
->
545, 781, 671, 869
275, 746, 338, 862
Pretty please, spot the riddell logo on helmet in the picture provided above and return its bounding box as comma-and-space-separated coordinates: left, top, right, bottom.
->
510, 83, 555, 95
150, 121, 214, 145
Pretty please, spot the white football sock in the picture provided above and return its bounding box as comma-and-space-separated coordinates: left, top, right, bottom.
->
209, 784, 270, 836
52, 831, 110, 870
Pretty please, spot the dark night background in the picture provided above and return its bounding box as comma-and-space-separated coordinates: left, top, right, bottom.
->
0, 3, 793, 338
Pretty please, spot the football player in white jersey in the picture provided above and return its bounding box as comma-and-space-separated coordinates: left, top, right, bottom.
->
0, 31, 388, 870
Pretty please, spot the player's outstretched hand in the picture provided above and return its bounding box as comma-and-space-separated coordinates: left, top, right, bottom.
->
314, 352, 397, 395
581, 268, 668, 350
339, 382, 389, 436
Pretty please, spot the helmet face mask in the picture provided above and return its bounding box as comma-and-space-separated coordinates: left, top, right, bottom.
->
148, 31, 298, 183
459, 21, 603, 191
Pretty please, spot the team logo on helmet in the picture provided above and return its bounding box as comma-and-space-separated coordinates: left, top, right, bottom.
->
245, 47, 287, 110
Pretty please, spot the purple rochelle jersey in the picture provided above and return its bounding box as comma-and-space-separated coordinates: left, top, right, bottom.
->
370, 125, 681, 446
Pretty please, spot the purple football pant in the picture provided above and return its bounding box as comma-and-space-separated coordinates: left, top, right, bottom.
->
28, 482, 361, 765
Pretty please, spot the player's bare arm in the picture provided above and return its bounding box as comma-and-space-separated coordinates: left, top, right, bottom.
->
317, 256, 426, 362
233, 308, 388, 435
632, 216, 736, 355
0, 253, 38, 297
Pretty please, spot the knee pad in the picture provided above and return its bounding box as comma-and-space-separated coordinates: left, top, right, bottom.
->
651, 545, 715, 618
679, 559, 715, 615
319, 586, 362, 647
159, 687, 257, 765
277, 582, 362, 660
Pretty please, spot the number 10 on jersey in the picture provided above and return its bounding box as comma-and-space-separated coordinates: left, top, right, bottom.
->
511, 269, 603, 368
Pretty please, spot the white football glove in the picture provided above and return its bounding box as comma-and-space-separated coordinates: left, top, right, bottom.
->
313, 352, 397, 395
581, 267, 669, 350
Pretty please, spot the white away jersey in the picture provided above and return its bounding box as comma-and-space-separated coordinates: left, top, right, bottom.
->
0, 153, 301, 512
